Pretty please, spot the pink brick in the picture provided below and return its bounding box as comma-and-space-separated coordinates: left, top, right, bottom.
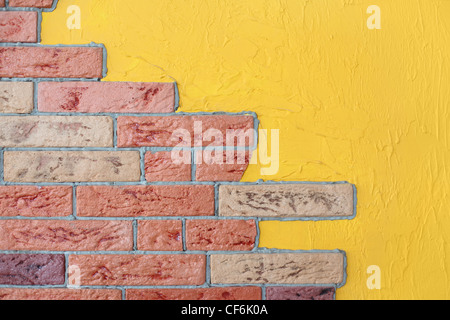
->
38, 82, 175, 113
0, 186, 72, 217
0, 289, 122, 300
186, 220, 257, 251
0, 47, 103, 78
145, 151, 191, 182
137, 220, 183, 251
77, 185, 215, 217
69, 254, 206, 286
0, 12, 37, 43
127, 287, 262, 300
117, 115, 254, 147
266, 287, 335, 300
9, 0, 54, 8
0, 220, 133, 251
195, 150, 250, 181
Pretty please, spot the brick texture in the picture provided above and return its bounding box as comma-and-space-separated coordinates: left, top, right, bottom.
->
195, 150, 250, 181
266, 287, 335, 301
0, 82, 34, 114
145, 151, 191, 182
38, 82, 175, 113
0, 254, 65, 285
127, 287, 262, 300
137, 220, 183, 251
69, 255, 206, 286
0, 0, 5, 7
0, 186, 72, 217
0, 220, 133, 251
0, 289, 122, 301
0, 47, 103, 78
0, 12, 38, 43
186, 220, 257, 251
77, 185, 215, 217
9, 0, 54, 8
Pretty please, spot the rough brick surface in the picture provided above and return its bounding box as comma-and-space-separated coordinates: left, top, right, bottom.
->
219, 184, 355, 217
0, 254, 65, 285
186, 220, 257, 251
70, 255, 206, 286
38, 82, 175, 113
3, 151, 141, 182
77, 185, 215, 217
9, 0, 54, 8
0, 12, 38, 43
0, 186, 72, 217
0, 47, 103, 78
0, 220, 133, 251
266, 287, 335, 300
137, 220, 183, 251
117, 115, 254, 147
195, 150, 250, 181
0, 116, 113, 147
0, 0, 4, 7
127, 287, 262, 300
145, 151, 191, 182
211, 253, 345, 284
0, 289, 122, 300
0, 82, 34, 114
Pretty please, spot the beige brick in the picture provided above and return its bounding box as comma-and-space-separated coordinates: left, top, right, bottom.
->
219, 183, 355, 218
0, 116, 113, 148
0, 82, 34, 114
211, 253, 345, 284
4, 151, 141, 182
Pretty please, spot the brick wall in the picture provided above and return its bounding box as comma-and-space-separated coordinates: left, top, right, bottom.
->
0, 0, 356, 300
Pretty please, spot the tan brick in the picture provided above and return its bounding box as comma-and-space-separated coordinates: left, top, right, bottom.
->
3, 151, 141, 182
210, 253, 345, 284
0, 116, 113, 147
0, 82, 34, 114
0, 289, 122, 300
0, 220, 133, 251
219, 183, 355, 218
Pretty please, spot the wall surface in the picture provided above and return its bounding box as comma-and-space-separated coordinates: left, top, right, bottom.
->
41, 0, 450, 300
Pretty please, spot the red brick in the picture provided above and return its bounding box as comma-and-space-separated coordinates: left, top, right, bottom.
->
186, 220, 257, 251
9, 0, 54, 8
266, 287, 336, 300
69, 254, 206, 286
77, 185, 215, 217
137, 220, 183, 251
117, 115, 254, 147
0, 289, 122, 300
145, 151, 191, 182
0, 0, 5, 7
127, 287, 262, 300
0, 254, 65, 285
0, 47, 103, 78
0, 12, 38, 43
195, 150, 250, 181
0, 220, 133, 251
0, 186, 72, 217
38, 82, 175, 113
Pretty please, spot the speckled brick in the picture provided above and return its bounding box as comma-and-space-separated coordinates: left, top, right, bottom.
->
186, 220, 257, 251
211, 253, 345, 284
145, 151, 191, 182
0, 12, 38, 43
0, 254, 65, 285
77, 185, 215, 217
219, 183, 355, 218
0, 82, 34, 114
0, 220, 133, 251
195, 150, 250, 181
0, 116, 113, 147
9, 0, 54, 8
69, 254, 206, 286
0, 186, 72, 217
126, 287, 262, 300
0, 47, 103, 78
266, 287, 335, 300
137, 220, 183, 251
117, 115, 254, 147
0, 289, 122, 300
38, 82, 175, 113
3, 151, 141, 182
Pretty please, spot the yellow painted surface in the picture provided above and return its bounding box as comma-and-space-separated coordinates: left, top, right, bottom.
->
42, 0, 450, 299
